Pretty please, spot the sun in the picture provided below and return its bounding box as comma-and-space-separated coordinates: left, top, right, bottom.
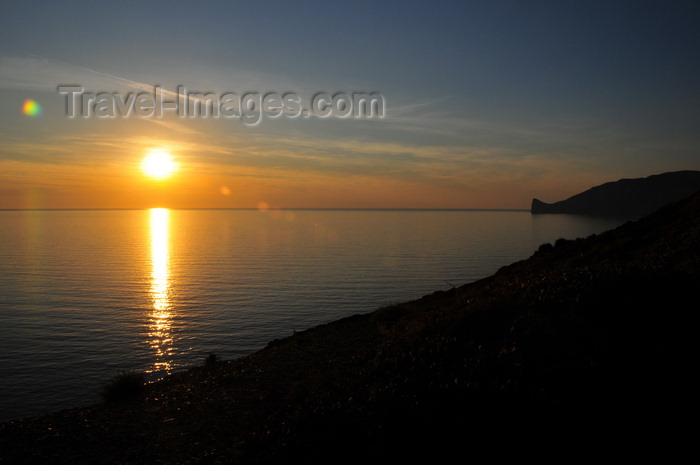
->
142, 149, 177, 179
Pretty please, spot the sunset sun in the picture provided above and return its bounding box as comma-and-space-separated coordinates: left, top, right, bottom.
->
142, 149, 177, 179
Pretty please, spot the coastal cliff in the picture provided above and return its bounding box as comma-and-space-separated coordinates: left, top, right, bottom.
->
531, 170, 700, 217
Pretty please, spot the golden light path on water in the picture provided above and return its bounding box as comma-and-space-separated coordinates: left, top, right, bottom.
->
148, 208, 173, 374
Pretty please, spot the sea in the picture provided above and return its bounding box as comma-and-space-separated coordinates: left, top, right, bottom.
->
0, 208, 627, 422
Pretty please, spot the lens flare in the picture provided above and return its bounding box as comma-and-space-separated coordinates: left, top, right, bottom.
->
22, 99, 42, 116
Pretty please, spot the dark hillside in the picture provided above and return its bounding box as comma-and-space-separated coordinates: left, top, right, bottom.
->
531, 170, 700, 217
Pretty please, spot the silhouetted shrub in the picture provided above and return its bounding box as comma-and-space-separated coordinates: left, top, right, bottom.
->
555, 238, 570, 248
537, 243, 554, 254
205, 353, 219, 368
102, 370, 145, 403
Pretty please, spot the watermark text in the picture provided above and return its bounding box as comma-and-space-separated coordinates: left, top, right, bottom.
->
57, 85, 384, 126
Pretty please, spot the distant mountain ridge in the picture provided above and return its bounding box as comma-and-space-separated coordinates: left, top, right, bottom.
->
531, 170, 700, 217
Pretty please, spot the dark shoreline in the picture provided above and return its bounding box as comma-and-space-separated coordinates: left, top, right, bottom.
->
2, 191, 698, 463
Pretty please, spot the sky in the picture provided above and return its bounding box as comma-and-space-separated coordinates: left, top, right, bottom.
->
1, 0, 698, 209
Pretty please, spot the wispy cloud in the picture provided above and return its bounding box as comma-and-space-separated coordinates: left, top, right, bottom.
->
0, 55, 142, 93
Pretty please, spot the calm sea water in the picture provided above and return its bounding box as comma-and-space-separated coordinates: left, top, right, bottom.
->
0, 209, 625, 422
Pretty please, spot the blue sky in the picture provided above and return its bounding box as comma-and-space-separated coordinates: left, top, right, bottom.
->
1, 0, 698, 208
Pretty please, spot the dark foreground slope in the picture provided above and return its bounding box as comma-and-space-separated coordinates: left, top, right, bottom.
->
2, 192, 699, 464
531, 170, 700, 217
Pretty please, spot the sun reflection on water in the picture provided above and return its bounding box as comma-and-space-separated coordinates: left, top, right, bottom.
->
148, 208, 173, 374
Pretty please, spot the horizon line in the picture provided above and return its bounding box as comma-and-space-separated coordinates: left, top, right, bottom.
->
0, 207, 530, 213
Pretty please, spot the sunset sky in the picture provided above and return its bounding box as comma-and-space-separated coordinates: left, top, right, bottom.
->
1, 0, 698, 209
